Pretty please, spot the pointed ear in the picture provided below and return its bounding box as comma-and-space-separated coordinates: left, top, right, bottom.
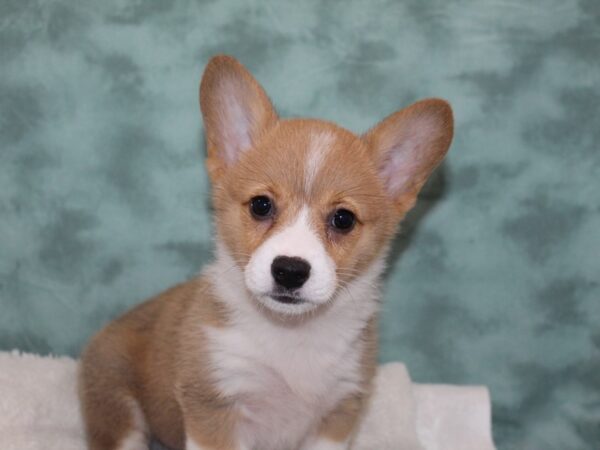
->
363, 98, 453, 213
200, 55, 278, 179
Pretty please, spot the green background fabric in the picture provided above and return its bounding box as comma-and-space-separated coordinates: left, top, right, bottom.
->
1, 1, 599, 448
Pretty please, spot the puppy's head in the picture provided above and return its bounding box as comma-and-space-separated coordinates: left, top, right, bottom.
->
200, 55, 453, 316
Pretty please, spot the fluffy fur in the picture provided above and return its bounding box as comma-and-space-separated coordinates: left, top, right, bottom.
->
78, 55, 453, 450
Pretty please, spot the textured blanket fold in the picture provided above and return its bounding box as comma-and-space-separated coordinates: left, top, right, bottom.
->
0, 351, 495, 450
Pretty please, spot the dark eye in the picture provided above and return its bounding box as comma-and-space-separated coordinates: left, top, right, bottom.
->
250, 196, 273, 219
331, 209, 356, 232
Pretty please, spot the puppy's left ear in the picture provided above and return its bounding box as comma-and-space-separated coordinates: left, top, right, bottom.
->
363, 98, 453, 215
200, 55, 278, 180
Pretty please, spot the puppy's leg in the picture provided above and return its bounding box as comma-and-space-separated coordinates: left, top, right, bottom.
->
79, 379, 149, 450
113, 399, 148, 450
179, 389, 241, 450
182, 412, 238, 450
79, 333, 149, 450
185, 438, 208, 450
301, 394, 364, 450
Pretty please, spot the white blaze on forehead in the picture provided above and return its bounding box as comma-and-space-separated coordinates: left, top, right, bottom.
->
304, 131, 335, 192
244, 206, 337, 308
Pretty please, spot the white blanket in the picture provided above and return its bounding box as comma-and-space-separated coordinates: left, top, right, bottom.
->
0, 351, 496, 450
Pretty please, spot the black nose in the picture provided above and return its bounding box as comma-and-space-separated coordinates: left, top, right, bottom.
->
271, 256, 311, 289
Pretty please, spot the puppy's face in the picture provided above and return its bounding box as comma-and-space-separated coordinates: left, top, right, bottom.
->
214, 121, 395, 315
200, 56, 453, 316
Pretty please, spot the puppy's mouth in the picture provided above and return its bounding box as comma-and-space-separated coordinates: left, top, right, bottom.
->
253, 291, 317, 316
269, 293, 305, 305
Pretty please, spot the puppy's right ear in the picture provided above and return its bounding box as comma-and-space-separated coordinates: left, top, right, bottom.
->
363, 99, 453, 216
200, 55, 278, 180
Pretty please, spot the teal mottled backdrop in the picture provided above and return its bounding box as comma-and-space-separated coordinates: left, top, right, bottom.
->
1, 1, 599, 448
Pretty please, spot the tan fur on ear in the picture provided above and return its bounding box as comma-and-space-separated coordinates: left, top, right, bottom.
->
199, 55, 278, 181
362, 98, 453, 214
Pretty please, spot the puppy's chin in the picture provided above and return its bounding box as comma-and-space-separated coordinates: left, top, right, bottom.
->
252, 293, 321, 316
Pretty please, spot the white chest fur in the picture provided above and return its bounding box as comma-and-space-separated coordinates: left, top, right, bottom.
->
202, 253, 383, 450
204, 314, 363, 449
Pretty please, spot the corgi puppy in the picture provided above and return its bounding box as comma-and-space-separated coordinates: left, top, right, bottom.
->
79, 55, 453, 450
